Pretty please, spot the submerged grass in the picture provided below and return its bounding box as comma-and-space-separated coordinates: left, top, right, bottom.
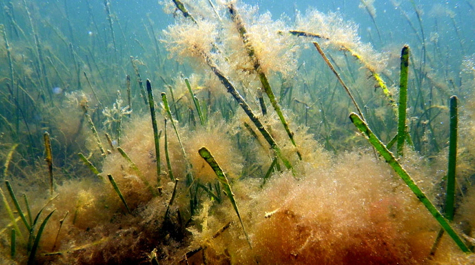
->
314, 41, 365, 120
146, 79, 162, 184
397, 45, 410, 157
164, 119, 175, 181
10, 229, 15, 258
350, 112, 471, 253
107, 174, 131, 214
43, 132, 54, 196
78, 153, 102, 179
5, 181, 30, 231
198, 147, 252, 249
2, 143, 18, 180
445, 95, 458, 221
228, 3, 302, 160
117, 147, 158, 197
27, 210, 55, 265
185, 77, 205, 126
0, 0, 473, 263
161, 92, 194, 185
0, 187, 23, 241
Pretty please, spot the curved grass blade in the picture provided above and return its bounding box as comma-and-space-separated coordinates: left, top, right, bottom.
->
289, 30, 397, 113
5, 181, 30, 231
27, 210, 55, 265
198, 147, 252, 249
3, 143, 18, 180
0, 187, 23, 241
349, 112, 471, 253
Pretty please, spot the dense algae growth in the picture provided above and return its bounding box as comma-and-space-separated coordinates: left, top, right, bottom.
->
1, 0, 475, 264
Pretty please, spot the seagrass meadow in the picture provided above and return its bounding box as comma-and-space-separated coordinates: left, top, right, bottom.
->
1, 0, 475, 264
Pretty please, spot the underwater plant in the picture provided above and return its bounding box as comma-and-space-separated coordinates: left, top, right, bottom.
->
1, 0, 475, 264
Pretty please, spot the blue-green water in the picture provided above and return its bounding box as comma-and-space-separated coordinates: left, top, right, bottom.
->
1, 0, 475, 264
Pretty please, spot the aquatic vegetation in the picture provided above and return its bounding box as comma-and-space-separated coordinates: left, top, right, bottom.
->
1, 0, 475, 264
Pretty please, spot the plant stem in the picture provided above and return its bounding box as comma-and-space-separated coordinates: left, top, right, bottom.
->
146, 79, 162, 185
314, 42, 365, 120
200, 50, 293, 172
397, 45, 410, 157
162, 92, 194, 185
107, 174, 132, 214
229, 4, 301, 160
44, 132, 54, 196
185, 78, 205, 126
164, 119, 175, 181
5, 181, 30, 231
117, 147, 158, 196
78, 153, 102, 180
349, 112, 471, 253
445, 95, 458, 221
198, 147, 252, 249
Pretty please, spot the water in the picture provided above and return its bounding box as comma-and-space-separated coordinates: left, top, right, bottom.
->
1, 0, 475, 264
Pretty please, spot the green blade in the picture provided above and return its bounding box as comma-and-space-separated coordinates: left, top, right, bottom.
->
349, 112, 470, 253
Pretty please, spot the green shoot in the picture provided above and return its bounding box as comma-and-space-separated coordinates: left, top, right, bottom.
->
78, 153, 103, 180
200, 50, 293, 173
0, 187, 23, 241
228, 4, 301, 160
27, 210, 55, 265
445, 95, 458, 221
349, 113, 471, 253
11, 229, 16, 258
185, 78, 205, 126
107, 174, 132, 214
44, 131, 54, 196
5, 181, 31, 231
117, 147, 158, 197
3, 143, 18, 180
261, 157, 278, 187
83, 105, 106, 156
198, 147, 252, 249
24, 194, 33, 227
164, 179, 179, 219
172, 0, 197, 24
162, 92, 194, 185
397, 45, 410, 157
313, 42, 365, 121
146, 79, 162, 184
164, 119, 175, 181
